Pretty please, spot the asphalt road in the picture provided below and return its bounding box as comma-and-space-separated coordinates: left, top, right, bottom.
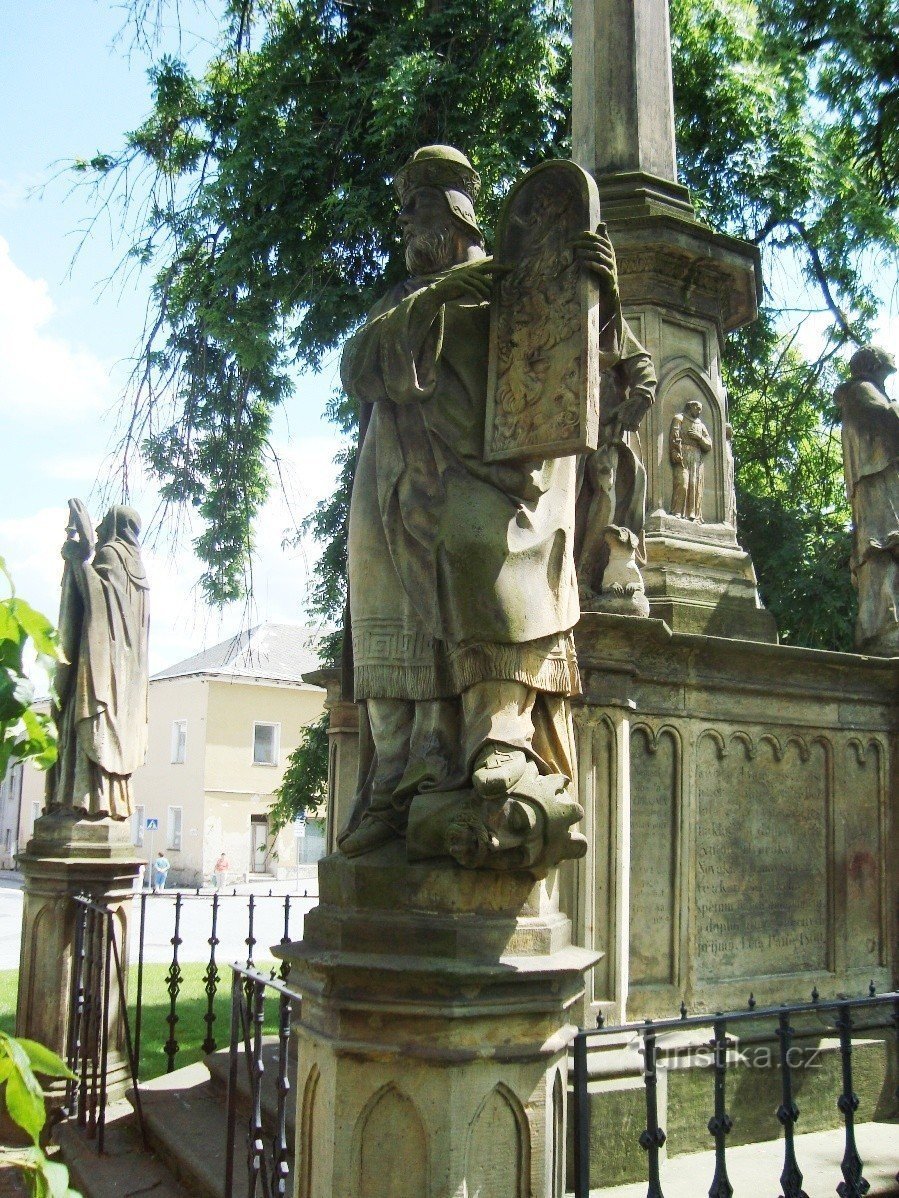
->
0, 878, 320, 971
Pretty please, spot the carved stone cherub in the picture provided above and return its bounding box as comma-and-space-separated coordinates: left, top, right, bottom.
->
834, 346, 899, 656
670, 399, 712, 521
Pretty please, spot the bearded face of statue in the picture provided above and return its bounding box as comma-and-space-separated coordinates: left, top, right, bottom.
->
399, 186, 465, 276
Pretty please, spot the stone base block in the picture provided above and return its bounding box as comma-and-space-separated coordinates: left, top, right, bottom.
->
642, 525, 778, 642
277, 844, 599, 1198
16, 815, 142, 1106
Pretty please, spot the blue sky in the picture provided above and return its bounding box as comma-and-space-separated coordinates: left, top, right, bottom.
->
0, 1, 342, 671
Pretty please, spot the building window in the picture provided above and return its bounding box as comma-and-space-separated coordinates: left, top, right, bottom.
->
253, 722, 279, 766
133, 804, 145, 847
31, 801, 41, 826
171, 720, 187, 764
167, 806, 183, 851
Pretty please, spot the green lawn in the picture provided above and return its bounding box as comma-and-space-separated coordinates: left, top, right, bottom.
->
1, 961, 282, 1081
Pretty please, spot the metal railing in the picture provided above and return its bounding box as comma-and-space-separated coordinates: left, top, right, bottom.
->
571, 986, 899, 1198
224, 964, 300, 1198
132, 888, 300, 1073
65, 896, 146, 1153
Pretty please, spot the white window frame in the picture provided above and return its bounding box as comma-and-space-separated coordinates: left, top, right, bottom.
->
171, 720, 187, 765
252, 722, 280, 767
133, 804, 145, 847
167, 805, 183, 851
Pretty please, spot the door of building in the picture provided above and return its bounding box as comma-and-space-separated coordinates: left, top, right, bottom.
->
250, 816, 269, 874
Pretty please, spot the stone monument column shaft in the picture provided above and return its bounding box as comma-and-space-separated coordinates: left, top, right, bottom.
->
572, 0, 678, 182
570, 0, 775, 642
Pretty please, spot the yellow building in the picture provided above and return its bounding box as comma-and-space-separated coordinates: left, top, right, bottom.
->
132, 623, 326, 886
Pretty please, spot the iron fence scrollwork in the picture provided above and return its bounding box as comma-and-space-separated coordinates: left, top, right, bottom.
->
570, 987, 898, 1198
64, 895, 145, 1153
224, 964, 299, 1198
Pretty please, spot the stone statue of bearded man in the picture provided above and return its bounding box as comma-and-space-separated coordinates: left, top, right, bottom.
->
338, 145, 648, 869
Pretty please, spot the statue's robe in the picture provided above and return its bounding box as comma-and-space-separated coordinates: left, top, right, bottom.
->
836, 378, 899, 651
49, 526, 150, 818
342, 276, 593, 705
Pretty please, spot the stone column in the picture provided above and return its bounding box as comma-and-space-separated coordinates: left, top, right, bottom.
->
302, 668, 361, 854
278, 844, 599, 1198
573, 0, 777, 641
16, 812, 142, 1105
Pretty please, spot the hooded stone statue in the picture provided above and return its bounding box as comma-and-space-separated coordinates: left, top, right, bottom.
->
835, 346, 899, 655
47, 499, 150, 819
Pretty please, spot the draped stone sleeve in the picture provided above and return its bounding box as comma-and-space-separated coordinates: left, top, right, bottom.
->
340, 284, 446, 406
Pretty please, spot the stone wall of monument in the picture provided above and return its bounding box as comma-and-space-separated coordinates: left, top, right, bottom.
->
571, 612, 897, 1023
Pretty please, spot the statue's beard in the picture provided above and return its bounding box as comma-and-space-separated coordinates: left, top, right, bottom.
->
404, 227, 458, 276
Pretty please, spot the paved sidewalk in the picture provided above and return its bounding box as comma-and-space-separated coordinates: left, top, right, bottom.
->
592, 1120, 898, 1196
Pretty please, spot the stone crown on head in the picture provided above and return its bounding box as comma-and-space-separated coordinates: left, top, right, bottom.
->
394, 144, 484, 245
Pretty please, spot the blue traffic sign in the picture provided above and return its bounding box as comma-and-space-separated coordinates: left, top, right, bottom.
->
145, 817, 159, 830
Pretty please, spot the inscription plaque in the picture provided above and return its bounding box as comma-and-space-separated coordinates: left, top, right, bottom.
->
630, 727, 677, 986
695, 733, 829, 981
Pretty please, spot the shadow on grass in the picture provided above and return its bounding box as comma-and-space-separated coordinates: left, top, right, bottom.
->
0, 962, 282, 1082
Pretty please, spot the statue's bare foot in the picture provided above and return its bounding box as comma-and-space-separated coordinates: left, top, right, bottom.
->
339, 814, 402, 857
471, 744, 528, 799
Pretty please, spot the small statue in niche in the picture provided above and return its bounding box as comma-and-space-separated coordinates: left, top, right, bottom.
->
724, 421, 737, 527
670, 399, 712, 521
46, 499, 150, 820
575, 360, 656, 616
834, 346, 899, 656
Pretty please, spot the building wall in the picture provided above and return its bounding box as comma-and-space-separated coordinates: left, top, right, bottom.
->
131, 676, 210, 884
202, 678, 325, 881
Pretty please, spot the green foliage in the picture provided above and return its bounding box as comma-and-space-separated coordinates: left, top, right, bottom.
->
0, 1031, 80, 1197
0, 560, 62, 778
86, 0, 899, 647
269, 712, 329, 835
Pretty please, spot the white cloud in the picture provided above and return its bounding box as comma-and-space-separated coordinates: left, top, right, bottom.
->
0, 235, 110, 422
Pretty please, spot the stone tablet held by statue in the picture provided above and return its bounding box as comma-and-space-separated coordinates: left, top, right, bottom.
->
485, 160, 602, 463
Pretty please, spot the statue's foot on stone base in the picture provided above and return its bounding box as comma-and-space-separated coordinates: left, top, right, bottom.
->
471, 744, 528, 798
338, 814, 404, 858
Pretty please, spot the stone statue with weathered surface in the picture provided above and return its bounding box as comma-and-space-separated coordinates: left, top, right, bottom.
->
338, 145, 653, 871
670, 399, 712, 521
835, 346, 899, 656
47, 498, 150, 820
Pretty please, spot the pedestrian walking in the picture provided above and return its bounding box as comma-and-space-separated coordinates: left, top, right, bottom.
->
214, 851, 230, 891
153, 851, 171, 892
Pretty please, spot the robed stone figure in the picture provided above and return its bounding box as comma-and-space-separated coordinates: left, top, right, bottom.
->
835, 347, 899, 656
338, 145, 653, 867
47, 499, 150, 819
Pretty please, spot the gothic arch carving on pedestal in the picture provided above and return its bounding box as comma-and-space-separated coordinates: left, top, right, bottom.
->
354, 1084, 428, 1198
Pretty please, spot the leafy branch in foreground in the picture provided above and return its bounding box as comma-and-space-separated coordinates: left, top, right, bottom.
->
0, 558, 63, 777
0, 1031, 80, 1198
268, 711, 329, 836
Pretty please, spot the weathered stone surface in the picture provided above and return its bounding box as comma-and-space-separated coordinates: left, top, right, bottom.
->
49, 499, 150, 821
16, 820, 141, 1105
338, 144, 653, 870
835, 345, 899, 656
277, 845, 598, 1197
572, 612, 897, 1023
486, 160, 601, 462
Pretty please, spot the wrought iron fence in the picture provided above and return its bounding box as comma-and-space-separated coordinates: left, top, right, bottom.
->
571, 987, 899, 1198
224, 964, 299, 1198
64, 895, 146, 1153
131, 887, 301, 1074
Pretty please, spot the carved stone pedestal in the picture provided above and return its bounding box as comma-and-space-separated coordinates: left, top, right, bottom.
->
16, 812, 142, 1104
277, 844, 598, 1198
